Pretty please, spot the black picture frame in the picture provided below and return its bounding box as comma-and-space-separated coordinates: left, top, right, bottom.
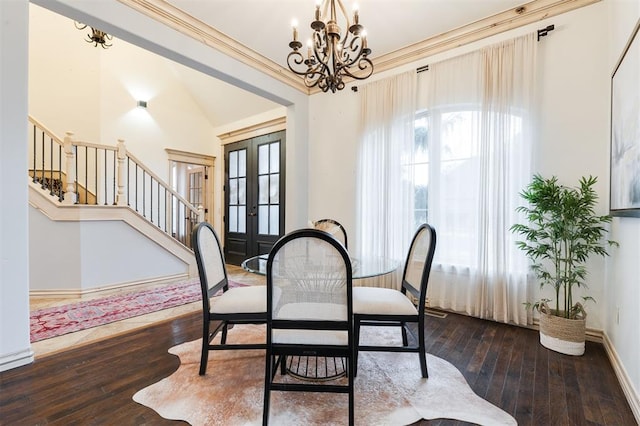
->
610, 18, 640, 217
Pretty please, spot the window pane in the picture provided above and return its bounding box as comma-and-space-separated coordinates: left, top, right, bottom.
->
258, 205, 269, 234
259, 175, 269, 204
258, 144, 269, 175
238, 149, 246, 177
238, 206, 246, 233
238, 177, 246, 204
229, 178, 238, 204
270, 142, 280, 173
270, 206, 279, 235
229, 151, 238, 178
270, 174, 279, 203
229, 206, 237, 232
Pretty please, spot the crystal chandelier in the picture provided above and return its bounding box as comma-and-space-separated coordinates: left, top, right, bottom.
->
74, 22, 113, 49
287, 0, 373, 93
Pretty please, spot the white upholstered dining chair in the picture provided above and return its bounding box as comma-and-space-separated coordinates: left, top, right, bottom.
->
352, 223, 437, 378
191, 221, 267, 375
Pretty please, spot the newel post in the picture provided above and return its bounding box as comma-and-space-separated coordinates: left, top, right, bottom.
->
116, 139, 127, 206
197, 205, 205, 223
62, 132, 77, 205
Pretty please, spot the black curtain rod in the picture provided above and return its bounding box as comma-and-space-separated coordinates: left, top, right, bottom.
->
415, 24, 555, 74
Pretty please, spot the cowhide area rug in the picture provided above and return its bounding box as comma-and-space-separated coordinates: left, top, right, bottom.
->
133, 324, 516, 425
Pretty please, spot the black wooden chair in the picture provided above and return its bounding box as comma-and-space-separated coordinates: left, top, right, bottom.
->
263, 229, 354, 425
192, 221, 267, 375
314, 218, 348, 249
353, 223, 436, 378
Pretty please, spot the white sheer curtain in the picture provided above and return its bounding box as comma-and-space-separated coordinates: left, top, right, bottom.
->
357, 34, 537, 324
357, 71, 417, 289
419, 33, 537, 325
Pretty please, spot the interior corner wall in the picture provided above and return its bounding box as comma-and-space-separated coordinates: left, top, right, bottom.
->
605, 0, 640, 411
0, 0, 33, 372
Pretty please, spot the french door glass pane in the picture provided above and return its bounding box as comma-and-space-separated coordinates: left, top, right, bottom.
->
258, 144, 269, 174
270, 143, 280, 172
229, 151, 238, 178
258, 175, 269, 204
238, 150, 247, 177
238, 177, 247, 204
258, 205, 269, 234
230, 179, 238, 204
238, 206, 246, 233
229, 206, 238, 232
270, 175, 279, 203
269, 206, 279, 234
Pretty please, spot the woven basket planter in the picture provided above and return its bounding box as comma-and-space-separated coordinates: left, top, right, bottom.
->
538, 302, 586, 356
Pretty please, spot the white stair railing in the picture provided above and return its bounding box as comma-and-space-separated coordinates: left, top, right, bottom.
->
28, 116, 204, 248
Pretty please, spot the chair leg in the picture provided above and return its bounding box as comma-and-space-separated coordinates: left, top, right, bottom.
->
401, 322, 409, 347
353, 318, 360, 377
221, 322, 229, 344
419, 320, 428, 378
263, 351, 271, 425
199, 320, 209, 376
348, 354, 355, 426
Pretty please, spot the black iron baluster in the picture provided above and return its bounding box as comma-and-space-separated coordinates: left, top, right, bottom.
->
58, 144, 63, 202
49, 137, 53, 195
135, 163, 138, 212
40, 132, 45, 189
32, 125, 36, 183
142, 169, 146, 218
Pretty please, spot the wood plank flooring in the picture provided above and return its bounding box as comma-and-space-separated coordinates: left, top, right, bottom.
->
0, 310, 636, 425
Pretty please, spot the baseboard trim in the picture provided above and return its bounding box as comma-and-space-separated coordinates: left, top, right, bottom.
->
603, 333, 640, 423
0, 348, 34, 372
29, 273, 191, 298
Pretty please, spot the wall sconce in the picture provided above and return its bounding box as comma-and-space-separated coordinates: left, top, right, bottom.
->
137, 100, 148, 109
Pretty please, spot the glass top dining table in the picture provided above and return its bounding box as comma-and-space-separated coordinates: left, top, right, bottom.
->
240, 254, 399, 279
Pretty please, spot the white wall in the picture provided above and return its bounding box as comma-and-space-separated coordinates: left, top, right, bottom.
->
605, 0, 640, 412
0, 0, 33, 372
29, 207, 187, 291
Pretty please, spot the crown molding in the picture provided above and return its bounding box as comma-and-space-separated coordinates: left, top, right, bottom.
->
371, 0, 601, 75
118, 0, 599, 96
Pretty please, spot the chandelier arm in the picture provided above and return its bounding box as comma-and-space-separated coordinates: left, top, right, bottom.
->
337, 57, 374, 81
335, 0, 352, 47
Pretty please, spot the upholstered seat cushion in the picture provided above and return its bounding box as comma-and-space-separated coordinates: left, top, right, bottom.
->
210, 286, 266, 314
272, 302, 348, 345
352, 287, 418, 316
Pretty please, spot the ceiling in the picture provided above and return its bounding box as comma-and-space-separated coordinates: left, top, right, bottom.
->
165, 0, 528, 71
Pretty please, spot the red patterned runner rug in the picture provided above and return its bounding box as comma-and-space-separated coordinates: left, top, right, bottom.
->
30, 279, 245, 342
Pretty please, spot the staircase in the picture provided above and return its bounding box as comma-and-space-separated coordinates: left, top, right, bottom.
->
28, 116, 202, 292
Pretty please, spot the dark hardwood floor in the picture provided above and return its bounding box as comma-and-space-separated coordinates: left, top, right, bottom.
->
0, 311, 636, 425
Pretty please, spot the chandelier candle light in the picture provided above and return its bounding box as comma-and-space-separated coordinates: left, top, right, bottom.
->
288, 0, 373, 93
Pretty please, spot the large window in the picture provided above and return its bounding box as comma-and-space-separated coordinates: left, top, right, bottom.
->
412, 107, 523, 269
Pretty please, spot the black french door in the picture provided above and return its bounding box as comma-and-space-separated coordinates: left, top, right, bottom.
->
224, 131, 285, 265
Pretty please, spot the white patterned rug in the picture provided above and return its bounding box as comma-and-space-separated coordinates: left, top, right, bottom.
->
133, 324, 516, 425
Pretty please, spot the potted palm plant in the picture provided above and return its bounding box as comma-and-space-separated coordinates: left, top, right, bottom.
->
511, 175, 618, 356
